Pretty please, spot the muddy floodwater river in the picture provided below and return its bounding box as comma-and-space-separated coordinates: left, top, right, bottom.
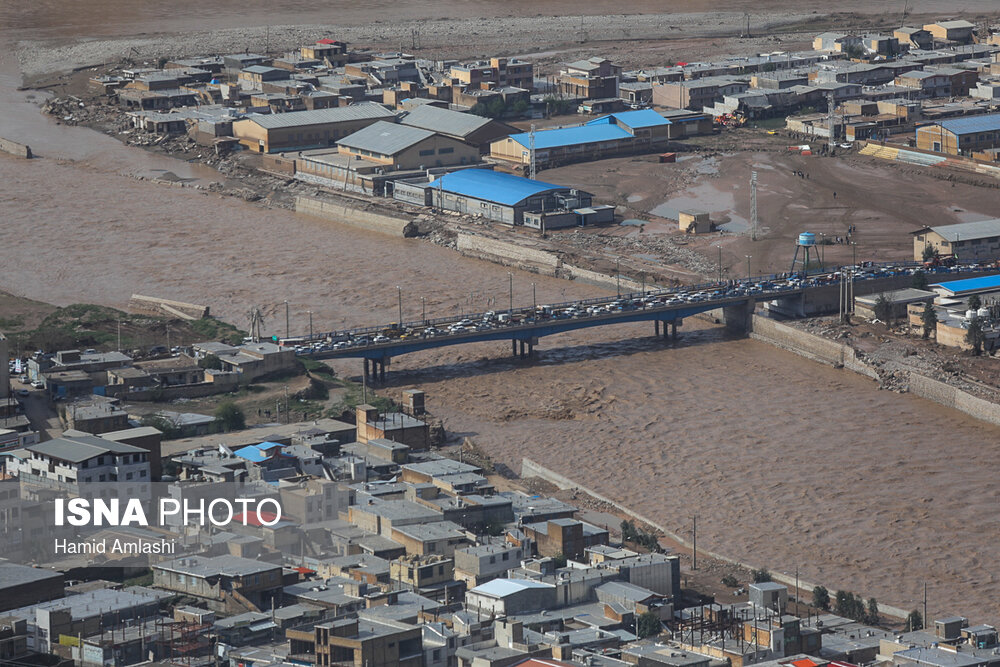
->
2, 0, 999, 624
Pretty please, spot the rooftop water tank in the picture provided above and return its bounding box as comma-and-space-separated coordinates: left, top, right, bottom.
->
797, 232, 816, 247
966, 310, 977, 320
978, 307, 990, 318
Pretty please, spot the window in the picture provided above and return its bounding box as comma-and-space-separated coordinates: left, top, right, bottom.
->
502, 552, 509, 561
433, 650, 441, 660
84, 477, 92, 483
439, 147, 454, 154
140, 470, 147, 478
126, 472, 133, 480
419, 149, 435, 156
99, 474, 106, 482
438, 565, 445, 575
489, 555, 496, 564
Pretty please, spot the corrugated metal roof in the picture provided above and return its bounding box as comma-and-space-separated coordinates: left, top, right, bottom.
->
586, 109, 671, 129
938, 113, 1000, 136
27, 435, 145, 463
471, 578, 554, 597
508, 124, 632, 150
338, 120, 435, 155
428, 169, 569, 206
932, 273, 1000, 295
399, 105, 492, 137
246, 103, 394, 130
927, 217, 1000, 242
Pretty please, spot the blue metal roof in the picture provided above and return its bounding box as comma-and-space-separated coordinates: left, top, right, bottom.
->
939, 113, 1000, 136
586, 109, 671, 129
509, 124, 632, 150
234, 441, 286, 463
932, 273, 1000, 295
427, 169, 568, 206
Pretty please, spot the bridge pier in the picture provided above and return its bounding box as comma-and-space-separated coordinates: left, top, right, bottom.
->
671, 321, 678, 340
654, 320, 660, 337
721, 298, 755, 335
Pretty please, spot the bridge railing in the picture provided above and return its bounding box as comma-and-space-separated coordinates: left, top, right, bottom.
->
287, 260, 987, 347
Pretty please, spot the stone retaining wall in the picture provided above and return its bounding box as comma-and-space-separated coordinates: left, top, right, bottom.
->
455, 233, 561, 274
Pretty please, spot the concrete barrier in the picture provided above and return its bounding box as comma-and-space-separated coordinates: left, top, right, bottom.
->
455, 234, 561, 275
520, 457, 910, 620
295, 196, 416, 237
561, 264, 644, 293
0, 137, 32, 159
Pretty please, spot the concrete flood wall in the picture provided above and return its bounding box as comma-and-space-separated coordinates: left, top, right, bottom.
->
520, 457, 911, 620
752, 315, 1000, 425
455, 234, 561, 275
908, 374, 1000, 427
750, 315, 879, 379
0, 138, 32, 158
295, 196, 416, 237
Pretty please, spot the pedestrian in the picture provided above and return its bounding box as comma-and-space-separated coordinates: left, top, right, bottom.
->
806, 173, 810, 179
833, 191, 837, 199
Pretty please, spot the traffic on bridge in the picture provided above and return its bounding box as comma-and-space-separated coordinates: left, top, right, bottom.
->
272, 260, 987, 382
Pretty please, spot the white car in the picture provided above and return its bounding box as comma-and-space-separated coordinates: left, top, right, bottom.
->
372, 335, 390, 343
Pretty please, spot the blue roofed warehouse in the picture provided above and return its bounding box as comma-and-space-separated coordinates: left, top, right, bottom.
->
489, 109, 673, 168
418, 169, 596, 228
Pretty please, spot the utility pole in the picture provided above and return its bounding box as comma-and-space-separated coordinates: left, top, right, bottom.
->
795, 567, 800, 615
421, 296, 426, 324
529, 124, 537, 180
117, 320, 122, 352
750, 170, 759, 241
827, 92, 836, 153
396, 286, 403, 325
616, 259, 621, 296
308, 311, 313, 340
692, 516, 697, 570
531, 283, 536, 310
508, 273, 513, 315
746, 255, 752, 282
716, 245, 723, 283
284, 300, 290, 339
923, 582, 928, 628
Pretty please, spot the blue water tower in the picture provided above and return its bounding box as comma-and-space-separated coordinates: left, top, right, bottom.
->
790, 231, 823, 276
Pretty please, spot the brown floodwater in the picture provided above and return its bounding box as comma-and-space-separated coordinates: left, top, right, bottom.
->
2, 0, 999, 624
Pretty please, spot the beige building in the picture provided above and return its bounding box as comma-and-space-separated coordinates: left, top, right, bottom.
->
449, 57, 533, 91
336, 121, 479, 170
923, 20, 976, 44
912, 219, 1000, 262
232, 103, 396, 153
679, 209, 711, 234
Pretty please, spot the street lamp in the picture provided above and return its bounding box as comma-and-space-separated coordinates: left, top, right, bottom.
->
307, 310, 313, 340
531, 283, 536, 310
421, 296, 426, 324
820, 233, 825, 265
716, 245, 723, 284
745, 255, 752, 282
507, 272, 513, 315
284, 300, 289, 339
396, 286, 403, 326
616, 259, 621, 296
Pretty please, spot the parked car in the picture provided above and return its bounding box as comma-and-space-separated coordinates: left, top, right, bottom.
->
30, 380, 43, 389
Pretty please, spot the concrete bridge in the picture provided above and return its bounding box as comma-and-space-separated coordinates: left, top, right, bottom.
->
289, 263, 991, 383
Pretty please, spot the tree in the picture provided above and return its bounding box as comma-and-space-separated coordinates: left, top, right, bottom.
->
637, 611, 662, 639
907, 609, 924, 631
911, 270, 929, 290
198, 353, 223, 370
922, 244, 938, 262
867, 597, 880, 624
921, 302, 938, 339
873, 293, 893, 323
751, 568, 772, 584
968, 294, 982, 311
812, 585, 831, 610
140, 413, 180, 440
966, 315, 985, 356
551, 552, 568, 568
722, 574, 739, 588
214, 401, 245, 431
